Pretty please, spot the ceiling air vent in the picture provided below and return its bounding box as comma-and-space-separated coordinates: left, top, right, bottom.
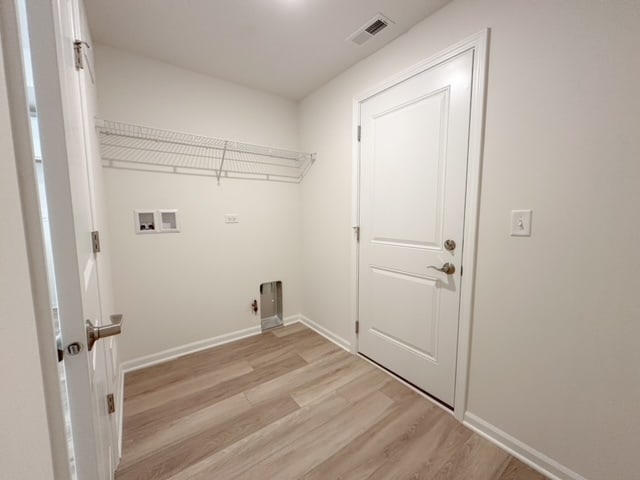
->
365, 19, 388, 35
347, 13, 394, 46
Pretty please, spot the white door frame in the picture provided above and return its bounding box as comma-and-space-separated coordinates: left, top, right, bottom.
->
350, 29, 489, 420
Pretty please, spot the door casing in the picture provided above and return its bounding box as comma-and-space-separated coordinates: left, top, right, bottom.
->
351, 30, 489, 420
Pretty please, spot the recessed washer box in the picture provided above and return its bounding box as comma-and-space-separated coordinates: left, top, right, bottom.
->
134, 210, 157, 233
159, 210, 180, 232
134, 209, 180, 234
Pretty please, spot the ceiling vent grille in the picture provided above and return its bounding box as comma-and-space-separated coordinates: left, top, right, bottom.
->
347, 13, 393, 46
365, 19, 388, 35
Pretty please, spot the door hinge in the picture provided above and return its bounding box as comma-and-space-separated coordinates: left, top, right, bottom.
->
460, 265, 463, 276
357, 125, 361, 142
74, 40, 88, 70
353, 226, 360, 242
91, 230, 101, 253
106, 393, 116, 414
74, 40, 95, 84
355, 321, 359, 334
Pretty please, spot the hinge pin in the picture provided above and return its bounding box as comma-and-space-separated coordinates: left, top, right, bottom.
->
106, 393, 115, 414
91, 230, 101, 253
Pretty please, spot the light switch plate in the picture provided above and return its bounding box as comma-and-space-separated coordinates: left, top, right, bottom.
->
224, 214, 239, 224
510, 210, 532, 236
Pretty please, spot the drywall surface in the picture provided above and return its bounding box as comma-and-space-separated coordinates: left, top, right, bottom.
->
0, 36, 55, 480
298, 1, 640, 479
94, 44, 300, 149
95, 46, 302, 361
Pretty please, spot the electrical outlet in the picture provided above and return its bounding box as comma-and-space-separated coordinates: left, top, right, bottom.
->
224, 214, 239, 224
510, 210, 532, 236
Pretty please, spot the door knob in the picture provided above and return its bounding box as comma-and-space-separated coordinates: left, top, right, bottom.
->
444, 239, 456, 251
86, 314, 123, 351
427, 263, 455, 275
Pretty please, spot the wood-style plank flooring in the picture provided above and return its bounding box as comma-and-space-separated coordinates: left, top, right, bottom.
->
117, 324, 547, 480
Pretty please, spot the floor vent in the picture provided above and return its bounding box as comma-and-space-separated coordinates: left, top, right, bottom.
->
347, 13, 393, 46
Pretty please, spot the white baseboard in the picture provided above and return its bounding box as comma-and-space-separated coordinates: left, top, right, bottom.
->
296, 314, 351, 352
464, 412, 588, 480
119, 314, 346, 376
120, 324, 264, 374
119, 313, 316, 378
283, 315, 300, 326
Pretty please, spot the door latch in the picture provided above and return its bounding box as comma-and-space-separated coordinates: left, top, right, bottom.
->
67, 342, 83, 355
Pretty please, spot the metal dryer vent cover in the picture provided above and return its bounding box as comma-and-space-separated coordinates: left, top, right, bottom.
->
347, 13, 394, 46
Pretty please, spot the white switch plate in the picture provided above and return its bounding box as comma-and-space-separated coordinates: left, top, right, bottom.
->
224, 214, 239, 224
510, 210, 532, 236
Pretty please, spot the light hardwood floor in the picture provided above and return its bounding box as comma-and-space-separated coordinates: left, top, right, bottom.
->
117, 323, 546, 480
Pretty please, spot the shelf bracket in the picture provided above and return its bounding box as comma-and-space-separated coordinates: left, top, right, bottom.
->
217, 140, 228, 185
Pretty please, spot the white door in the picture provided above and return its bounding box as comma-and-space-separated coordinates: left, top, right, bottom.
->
23, 0, 119, 477
73, 0, 122, 469
358, 51, 473, 406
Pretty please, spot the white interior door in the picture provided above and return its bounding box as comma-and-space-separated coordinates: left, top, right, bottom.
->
73, 0, 121, 469
358, 51, 474, 406
24, 0, 118, 478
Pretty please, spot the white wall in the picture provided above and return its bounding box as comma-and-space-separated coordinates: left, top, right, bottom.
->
94, 45, 302, 362
298, 1, 640, 479
0, 33, 55, 480
94, 45, 299, 149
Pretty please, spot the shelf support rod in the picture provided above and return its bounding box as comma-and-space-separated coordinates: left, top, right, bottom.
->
217, 141, 228, 185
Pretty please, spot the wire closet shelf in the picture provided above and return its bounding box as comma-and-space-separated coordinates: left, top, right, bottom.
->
96, 119, 316, 184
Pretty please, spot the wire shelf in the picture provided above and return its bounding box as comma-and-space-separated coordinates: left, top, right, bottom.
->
96, 119, 315, 183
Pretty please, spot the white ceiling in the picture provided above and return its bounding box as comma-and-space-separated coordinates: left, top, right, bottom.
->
84, 0, 451, 100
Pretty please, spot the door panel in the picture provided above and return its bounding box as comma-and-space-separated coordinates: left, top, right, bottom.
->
371, 89, 448, 249
358, 51, 474, 406
369, 267, 439, 360
23, 0, 117, 478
